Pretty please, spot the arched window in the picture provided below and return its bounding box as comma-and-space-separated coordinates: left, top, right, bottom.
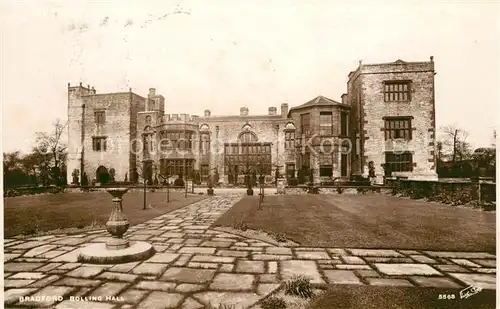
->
238, 131, 258, 143
145, 115, 152, 125
284, 122, 296, 130
242, 123, 252, 131
284, 122, 296, 150
200, 133, 210, 154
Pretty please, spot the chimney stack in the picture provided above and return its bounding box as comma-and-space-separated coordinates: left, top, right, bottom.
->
281, 103, 289, 118
240, 107, 249, 117
341, 94, 347, 105
268, 107, 277, 116
149, 88, 156, 97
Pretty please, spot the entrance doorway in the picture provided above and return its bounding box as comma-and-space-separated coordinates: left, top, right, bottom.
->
96, 166, 110, 184
341, 154, 348, 177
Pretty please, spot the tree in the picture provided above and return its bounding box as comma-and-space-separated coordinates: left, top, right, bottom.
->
22, 152, 41, 181
440, 125, 472, 162
3, 151, 21, 171
32, 119, 68, 185
109, 168, 116, 183
34, 119, 67, 169
3, 151, 28, 188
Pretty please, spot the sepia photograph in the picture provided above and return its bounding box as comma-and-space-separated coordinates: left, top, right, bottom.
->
1, 1, 498, 308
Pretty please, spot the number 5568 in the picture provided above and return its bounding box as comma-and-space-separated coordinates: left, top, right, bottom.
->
438, 294, 455, 300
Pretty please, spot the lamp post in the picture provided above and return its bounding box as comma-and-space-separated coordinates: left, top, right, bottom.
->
182, 118, 190, 198
158, 162, 171, 203
143, 176, 147, 210
258, 163, 264, 209
141, 129, 154, 210
142, 160, 153, 210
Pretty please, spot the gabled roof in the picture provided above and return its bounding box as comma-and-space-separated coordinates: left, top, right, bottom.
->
294, 95, 341, 108
393, 59, 407, 64
288, 95, 344, 115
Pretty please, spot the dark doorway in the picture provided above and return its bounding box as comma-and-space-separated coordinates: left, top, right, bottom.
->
341, 154, 348, 177
143, 160, 153, 185
96, 166, 110, 184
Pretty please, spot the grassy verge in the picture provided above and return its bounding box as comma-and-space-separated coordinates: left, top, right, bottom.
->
307, 285, 496, 309
4, 191, 206, 237
212, 195, 495, 251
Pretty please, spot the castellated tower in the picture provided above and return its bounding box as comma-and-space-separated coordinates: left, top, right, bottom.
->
346, 57, 437, 182
66, 83, 148, 185
67, 83, 93, 185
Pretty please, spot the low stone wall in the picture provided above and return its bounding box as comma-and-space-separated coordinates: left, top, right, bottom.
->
65, 186, 188, 194
386, 179, 496, 207
282, 186, 392, 195
4, 186, 64, 197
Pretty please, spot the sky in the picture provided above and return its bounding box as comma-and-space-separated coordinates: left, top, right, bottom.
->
1, 0, 499, 154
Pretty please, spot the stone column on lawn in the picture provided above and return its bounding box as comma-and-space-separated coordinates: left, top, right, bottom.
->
78, 188, 155, 264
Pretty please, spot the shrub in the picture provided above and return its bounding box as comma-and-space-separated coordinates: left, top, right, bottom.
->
408, 185, 427, 199
261, 296, 287, 309
482, 203, 496, 211
356, 187, 368, 194
22, 226, 37, 236
307, 185, 319, 194
174, 178, 185, 187
272, 232, 287, 242
5, 189, 20, 197
233, 219, 248, 231
81, 173, 89, 186
451, 191, 474, 206
284, 275, 314, 299
49, 186, 64, 194
22, 219, 40, 236
390, 186, 399, 196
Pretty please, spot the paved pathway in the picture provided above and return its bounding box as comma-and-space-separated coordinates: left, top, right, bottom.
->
3, 196, 496, 309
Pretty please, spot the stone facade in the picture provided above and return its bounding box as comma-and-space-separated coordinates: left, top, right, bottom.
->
67, 57, 437, 185
347, 57, 438, 183
67, 84, 146, 184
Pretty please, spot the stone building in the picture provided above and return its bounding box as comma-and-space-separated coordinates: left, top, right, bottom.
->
67, 57, 437, 185
346, 57, 438, 183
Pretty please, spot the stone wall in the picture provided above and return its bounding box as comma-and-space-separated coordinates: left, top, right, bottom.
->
201, 114, 292, 181
386, 179, 496, 206
67, 84, 94, 184
347, 59, 437, 181
283, 186, 391, 195
82, 92, 135, 183
130, 93, 147, 182
347, 67, 364, 175
288, 104, 351, 181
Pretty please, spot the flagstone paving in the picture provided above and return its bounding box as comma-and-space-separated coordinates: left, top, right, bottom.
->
3, 195, 497, 308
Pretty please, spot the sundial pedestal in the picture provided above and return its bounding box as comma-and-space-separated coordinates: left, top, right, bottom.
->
78, 188, 155, 264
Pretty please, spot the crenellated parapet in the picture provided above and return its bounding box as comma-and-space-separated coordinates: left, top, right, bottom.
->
161, 114, 200, 124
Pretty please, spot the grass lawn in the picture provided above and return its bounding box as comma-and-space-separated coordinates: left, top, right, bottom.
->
308, 285, 496, 309
4, 191, 206, 237
212, 194, 496, 252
